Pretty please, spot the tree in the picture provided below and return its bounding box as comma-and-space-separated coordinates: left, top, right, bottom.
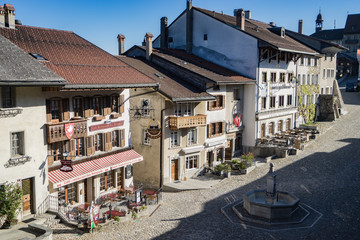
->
0, 183, 23, 223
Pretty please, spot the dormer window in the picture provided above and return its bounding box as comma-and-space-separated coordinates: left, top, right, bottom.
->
30, 53, 47, 61
281, 27, 285, 38
204, 34, 208, 41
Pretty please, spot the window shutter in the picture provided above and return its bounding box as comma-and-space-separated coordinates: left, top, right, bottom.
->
120, 129, 125, 147
105, 132, 112, 151
86, 136, 94, 156
119, 95, 125, 114
207, 124, 212, 138
103, 96, 111, 115
46, 100, 52, 123
222, 122, 225, 134
69, 139, 75, 160
62, 98, 70, 121
91, 135, 95, 155
222, 95, 225, 109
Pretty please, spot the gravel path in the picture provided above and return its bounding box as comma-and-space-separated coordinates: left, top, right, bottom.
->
53, 89, 360, 240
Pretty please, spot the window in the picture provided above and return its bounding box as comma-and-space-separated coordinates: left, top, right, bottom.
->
262, 72, 267, 84
300, 57, 304, 65
268, 122, 274, 135
168, 37, 173, 43
279, 73, 285, 83
11, 132, 24, 157
302, 74, 306, 85
278, 120, 283, 132
141, 99, 150, 116
213, 85, 220, 91
58, 183, 76, 204
46, 98, 70, 122
93, 96, 103, 115
327, 69, 331, 79
203, 34, 208, 41
49, 99, 61, 121
94, 134, 103, 151
110, 95, 120, 113
307, 74, 310, 85
84, 97, 94, 118
209, 95, 225, 110
323, 69, 326, 79
287, 95, 292, 106
183, 103, 192, 116
261, 97, 266, 110
279, 96, 284, 107
74, 138, 84, 157
1, 87, 15, 108
170, 131, 180, 147
208, 122, 224, 138
233, 89, 241, 100
73, 97, 83, 117
112, 130, 120, 147
49, 142, 62, 162
286, 118, 291, 130
100, 172, 114, 191
287, 73, 293, 83
261, 123, 266, 137
270, 96, 275, 108
270, 72, 276, 83
185, 155, 198, 169
187, 128, 197, 146
143, 130, 150, 145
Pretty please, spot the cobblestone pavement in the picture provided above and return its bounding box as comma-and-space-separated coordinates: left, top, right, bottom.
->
54, 90, 360, 240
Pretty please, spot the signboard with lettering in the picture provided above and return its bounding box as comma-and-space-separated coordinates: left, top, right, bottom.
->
59, 160, 73, 172
89, 121, 124, 131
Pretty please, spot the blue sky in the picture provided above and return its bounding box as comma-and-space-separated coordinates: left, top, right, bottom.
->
4, 0, 360, 54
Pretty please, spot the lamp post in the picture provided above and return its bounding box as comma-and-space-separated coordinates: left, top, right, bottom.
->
109, 202, 112, 220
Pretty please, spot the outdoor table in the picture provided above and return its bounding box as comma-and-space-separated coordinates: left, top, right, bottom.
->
143, 190, 157, 196
103, 210, 126, 217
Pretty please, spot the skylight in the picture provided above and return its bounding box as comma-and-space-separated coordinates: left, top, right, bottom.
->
30, 53, 47, 61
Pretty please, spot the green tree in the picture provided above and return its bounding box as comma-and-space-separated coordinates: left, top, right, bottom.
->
0, 183, 23, 223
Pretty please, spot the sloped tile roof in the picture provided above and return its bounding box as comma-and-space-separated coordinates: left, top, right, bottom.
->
0, 34, 65, 85
0, 25, 157, 88
310, 29, 344, 41
194, 7, 318, 55
146, 47, 255, 84
118, 56, 214, 102
344, 14, 360, 34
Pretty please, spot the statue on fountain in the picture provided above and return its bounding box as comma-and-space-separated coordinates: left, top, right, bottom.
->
265, 163, 277, 204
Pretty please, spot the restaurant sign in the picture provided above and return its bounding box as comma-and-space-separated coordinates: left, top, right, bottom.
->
59, 160, 73, 172
89, 120, 124, 131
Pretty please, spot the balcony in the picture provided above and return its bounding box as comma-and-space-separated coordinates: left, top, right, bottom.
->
169, 114, 207, 130
46, 119, 87, 143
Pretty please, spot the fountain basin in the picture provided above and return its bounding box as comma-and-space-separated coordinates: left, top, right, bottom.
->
243, 190, 300, 220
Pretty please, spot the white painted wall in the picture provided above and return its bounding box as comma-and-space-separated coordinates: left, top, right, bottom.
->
0, 87, 48, 218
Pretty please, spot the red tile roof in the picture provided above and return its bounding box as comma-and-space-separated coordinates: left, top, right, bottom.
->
0, 25, 157, 88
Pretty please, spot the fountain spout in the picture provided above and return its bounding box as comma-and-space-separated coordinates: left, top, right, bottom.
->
265, 163, 277, 204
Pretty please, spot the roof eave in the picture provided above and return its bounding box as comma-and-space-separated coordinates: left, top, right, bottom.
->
172, 96, 216, 102
0, 80, 66, 86
277, 48, 318, 56
63, 82, 159, 90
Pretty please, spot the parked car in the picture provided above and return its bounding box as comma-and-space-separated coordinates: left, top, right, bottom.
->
346, 83, 355, 92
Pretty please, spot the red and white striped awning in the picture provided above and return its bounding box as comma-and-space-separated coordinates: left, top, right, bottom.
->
49, 149, 143, 188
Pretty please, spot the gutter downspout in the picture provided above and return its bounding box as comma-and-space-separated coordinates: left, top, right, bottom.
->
159, 105, 168, 188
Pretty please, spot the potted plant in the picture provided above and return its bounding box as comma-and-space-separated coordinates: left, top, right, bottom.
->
240, 153, 256, 174
0, 183, 23, 228
231, 158, 240, 170
223, 164, 232, 178
214, 164, 225, 176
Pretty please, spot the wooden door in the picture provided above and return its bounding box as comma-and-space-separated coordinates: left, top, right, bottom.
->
261, 123, 266, 137
225, 140, 233, 160
22, 178, 33, 215
171, 159, 178, 181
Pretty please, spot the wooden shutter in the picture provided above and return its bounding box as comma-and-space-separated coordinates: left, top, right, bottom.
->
207, 124, 212, 138
86, 136, 93, 156
46, 100, 52, 123
222, 121, 225, 134
103, 96, 111, 115
104, 132, 112, 151
120, 129, 125, 147
221, 95, 225, 109
119, 95, 125, 114
69, 139, 76, 160
62, 99, 70, 121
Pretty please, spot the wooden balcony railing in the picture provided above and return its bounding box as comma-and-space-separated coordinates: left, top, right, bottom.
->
46, 119, 87, 143
169, 114, 207, 130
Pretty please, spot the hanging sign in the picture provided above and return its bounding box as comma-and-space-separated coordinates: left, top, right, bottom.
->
59, 160, 73, 172
64, 123, 75, 139
146, 119, 161, 139
234, 114, 242, 127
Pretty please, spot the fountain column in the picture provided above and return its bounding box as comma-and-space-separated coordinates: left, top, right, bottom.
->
265, 163, 277, 204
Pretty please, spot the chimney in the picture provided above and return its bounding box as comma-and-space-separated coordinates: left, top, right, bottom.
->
245, 10, 251, 19
235, 9, 245, 31
0, 5, 5, 28
117, 34, 125, 55
186, 0, 193, 53
160, 17, 168, 49
298, 19, 303, 34
4, 4, 15, 29
145, 32, 153, 61
269, 22, 275, 27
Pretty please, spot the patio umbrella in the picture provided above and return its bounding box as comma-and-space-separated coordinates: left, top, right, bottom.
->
89, 201, 95, 230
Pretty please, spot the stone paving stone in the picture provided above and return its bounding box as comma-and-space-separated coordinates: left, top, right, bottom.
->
52, 90, 360, 240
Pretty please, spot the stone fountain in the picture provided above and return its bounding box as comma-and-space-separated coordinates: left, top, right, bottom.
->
242, 163, 299, 220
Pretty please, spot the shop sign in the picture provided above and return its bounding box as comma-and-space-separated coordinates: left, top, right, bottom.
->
134, 189, 142, 204
89, 120, 124, 131
125, 165, 133, 179
146, 119, 161, 139
59, 160, 73, 172
64, 123, 75, 139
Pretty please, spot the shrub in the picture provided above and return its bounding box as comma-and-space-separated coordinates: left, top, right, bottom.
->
132, 211, 138, 219
0, 183, 23, 223
231, 158, 239, 165
214, 164, 224, 173
114, 216, 121, 222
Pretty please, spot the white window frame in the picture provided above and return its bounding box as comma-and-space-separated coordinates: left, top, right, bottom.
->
170, 130, 180, 148
185, 154, 199, 170
11, 131, 24, 157
143, 130, 150, 145
187, 128, 198, 146
183, 103, 192, 116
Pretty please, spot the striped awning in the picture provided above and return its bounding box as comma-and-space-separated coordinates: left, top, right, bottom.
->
49, 149, 143, 188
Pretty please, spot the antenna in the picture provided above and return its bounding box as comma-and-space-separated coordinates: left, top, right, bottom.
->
334, 19, 336, 29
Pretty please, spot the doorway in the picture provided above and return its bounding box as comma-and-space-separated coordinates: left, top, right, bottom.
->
22, 178, 34, 216
207, 151, 214, 167
225, 140, 233, 160
171, 159, 179, 181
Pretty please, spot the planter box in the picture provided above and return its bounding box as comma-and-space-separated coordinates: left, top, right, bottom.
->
299, 124, 319, 131
223, 171, 231, 178
240, 165, 256, 174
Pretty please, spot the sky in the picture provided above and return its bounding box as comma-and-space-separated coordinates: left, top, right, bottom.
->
4, 0, 360, 55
